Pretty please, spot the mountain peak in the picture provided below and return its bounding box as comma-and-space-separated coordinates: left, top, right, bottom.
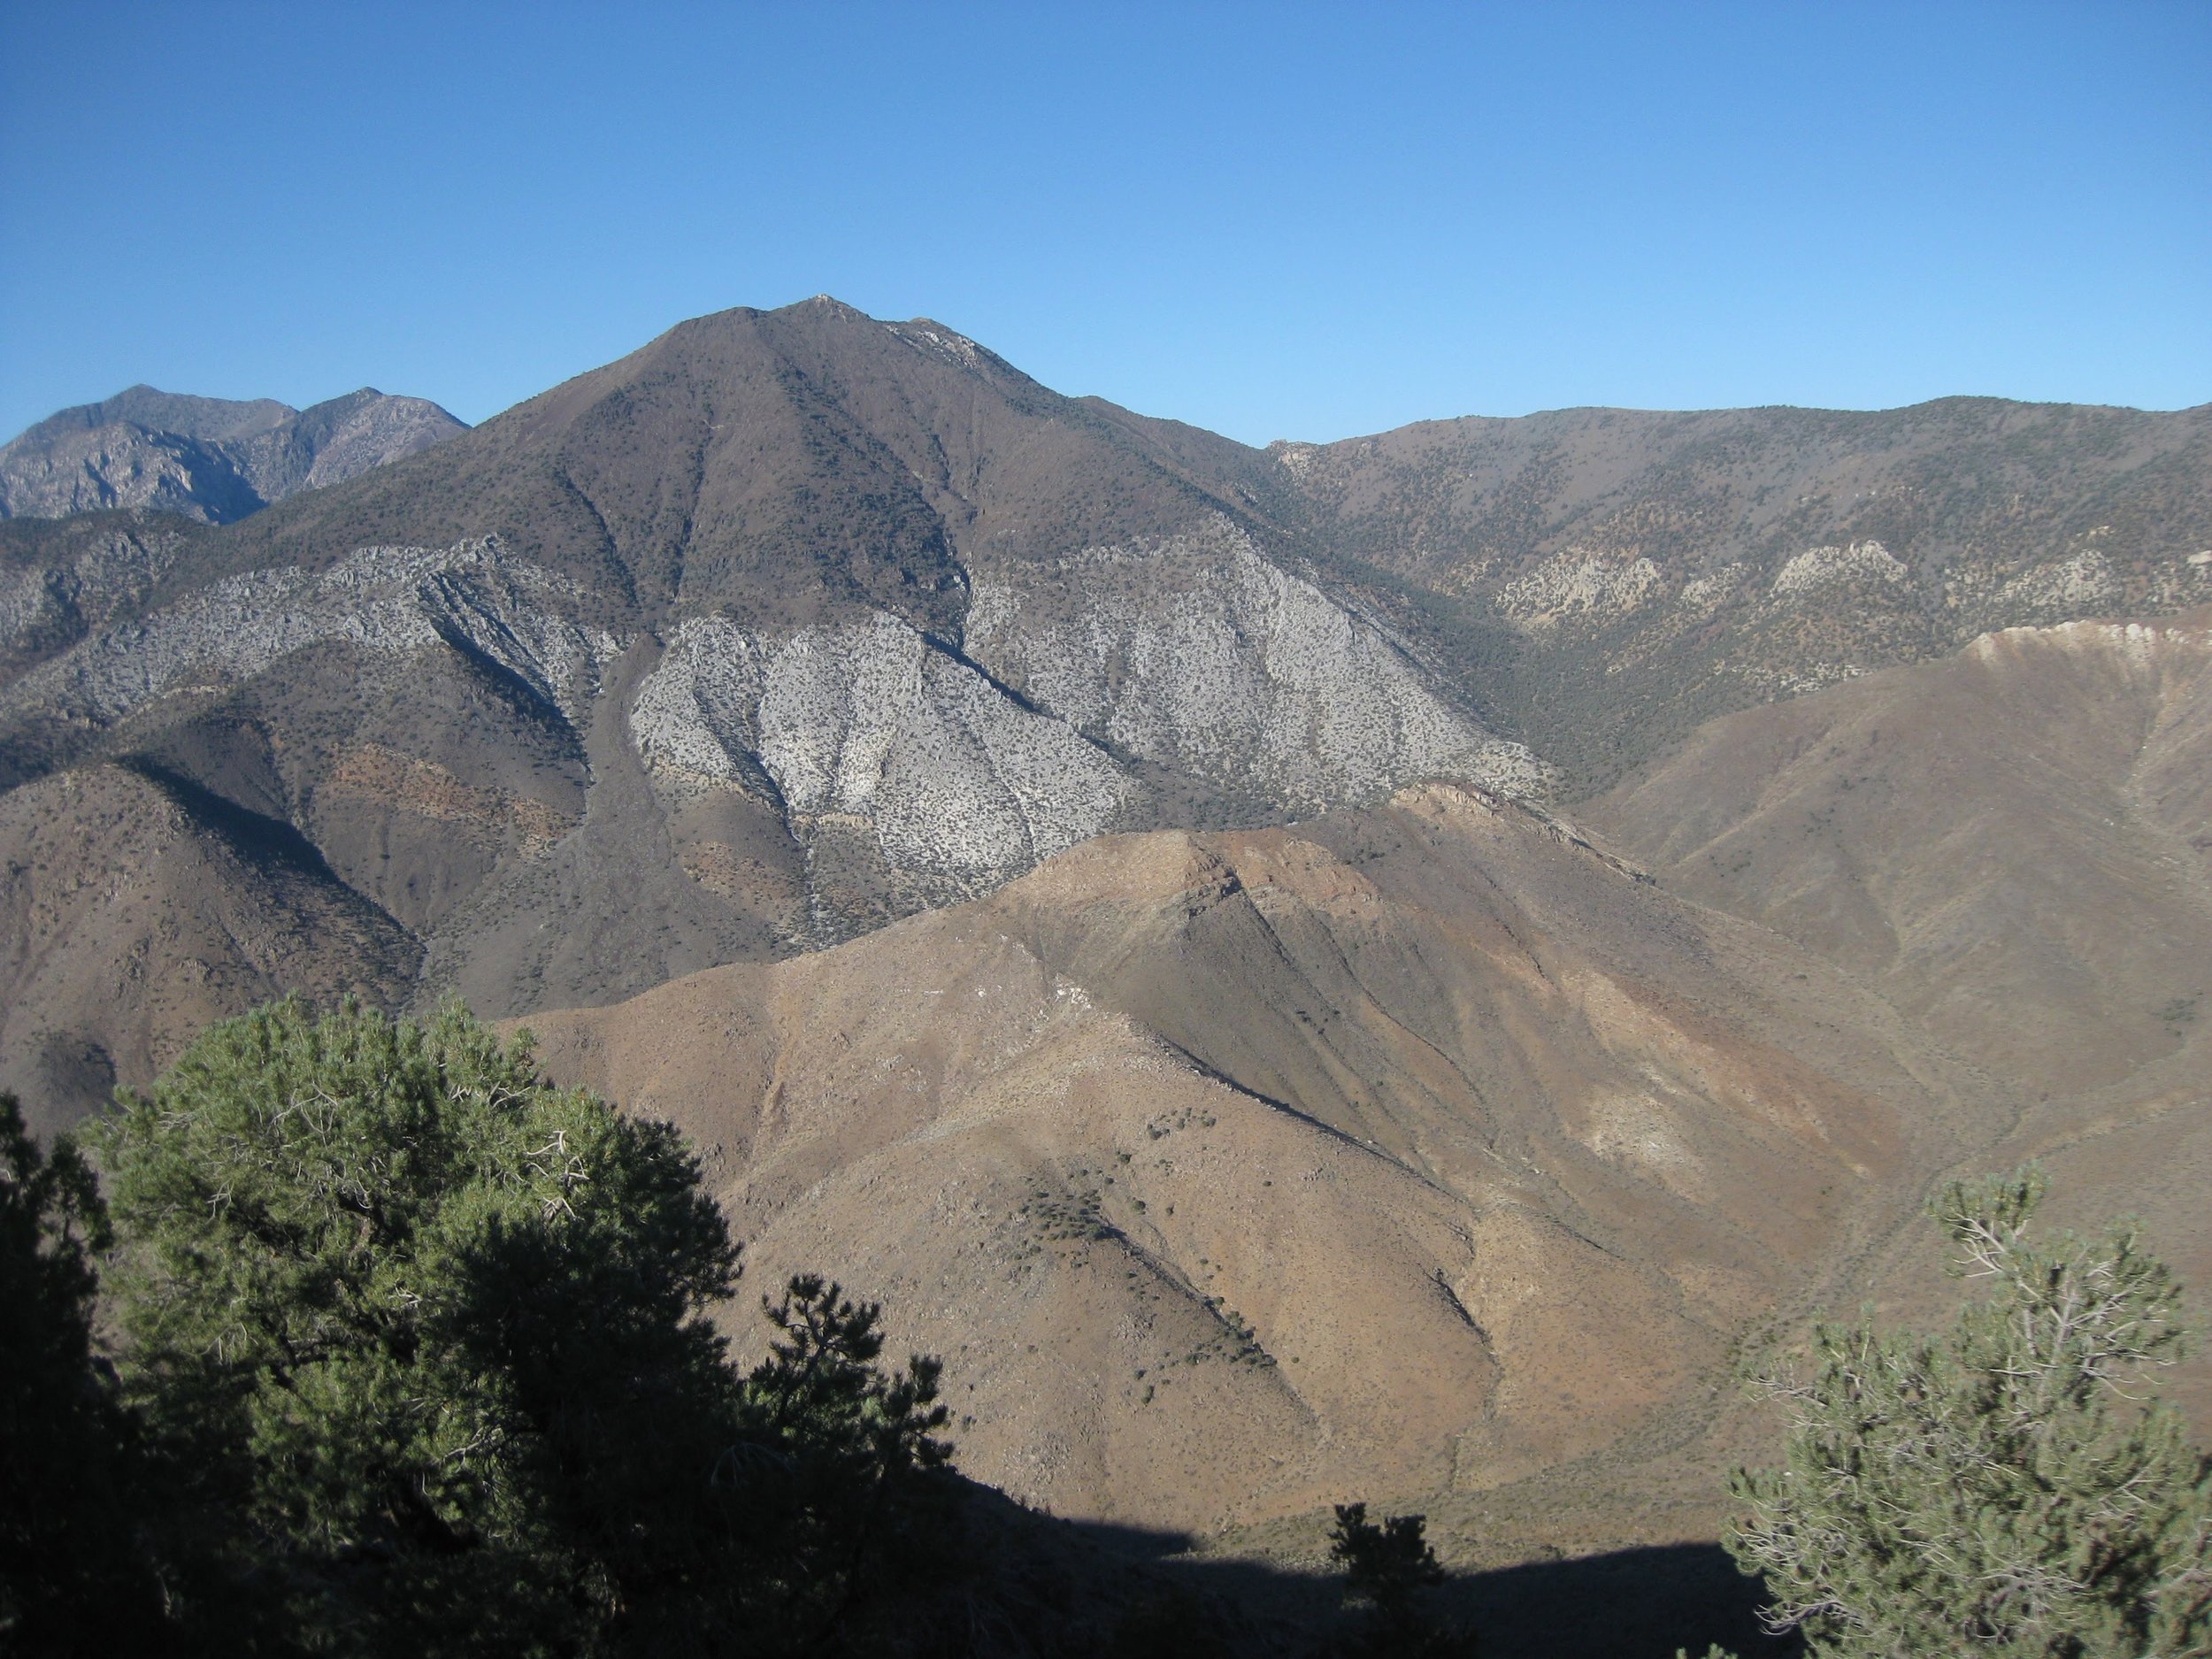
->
210, 296, 1277, 634
0, 385, 465, 525
1, 303, 2208, 1573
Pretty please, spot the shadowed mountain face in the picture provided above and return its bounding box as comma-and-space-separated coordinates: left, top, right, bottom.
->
0, 385, 467, 524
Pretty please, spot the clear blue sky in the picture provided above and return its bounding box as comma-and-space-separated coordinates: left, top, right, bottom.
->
2, 1, 2206, 447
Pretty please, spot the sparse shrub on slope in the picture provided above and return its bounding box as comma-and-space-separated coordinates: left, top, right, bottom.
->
87, 996, 952, 1657
1728, 1167, 2212, 1658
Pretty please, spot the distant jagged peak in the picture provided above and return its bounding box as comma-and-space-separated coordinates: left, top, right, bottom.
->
0, 383, 467, 526
1, 382, 467, 456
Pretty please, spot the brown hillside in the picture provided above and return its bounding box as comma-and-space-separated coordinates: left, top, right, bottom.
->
522, 782, 1987, 1535
1587, 611, 2212, 1419
0, 762, 418, 1136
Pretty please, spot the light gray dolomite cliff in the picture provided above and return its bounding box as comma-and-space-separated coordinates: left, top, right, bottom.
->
963, 523, 1553, 810
629, 520, 1550, 907
629, 610, 1131, 881
1, 540, 622, 732
4, 519, 1554, 953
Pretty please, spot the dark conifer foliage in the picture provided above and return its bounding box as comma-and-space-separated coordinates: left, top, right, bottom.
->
0, 1094, 166, 1652
81, 997, 956, 1656
1328, 1502, 1463, 1655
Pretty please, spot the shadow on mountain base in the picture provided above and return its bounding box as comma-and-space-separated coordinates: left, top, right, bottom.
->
983, 1498, 1795, 1659
1436, 1542, 1799, 1659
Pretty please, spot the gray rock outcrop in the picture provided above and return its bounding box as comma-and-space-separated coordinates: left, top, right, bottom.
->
631, 611, 1132, 889
0, 386, 466, 523
964, 522, 1554, 809
1, 539, 621, 731
626, 519, 1550, 921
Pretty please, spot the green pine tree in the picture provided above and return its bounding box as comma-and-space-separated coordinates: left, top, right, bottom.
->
88, 995, 950, 1656
1727, 1166, 2212, 1657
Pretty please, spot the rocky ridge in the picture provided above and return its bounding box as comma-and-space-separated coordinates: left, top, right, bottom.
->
0, 513, 211, 682
964, 522, 1553, 810
0, 539, 620, 738
1281, 400, 2212, 790
0, 385, 467, 524
631, 519, 1547, 940
0, 516, 1533, 981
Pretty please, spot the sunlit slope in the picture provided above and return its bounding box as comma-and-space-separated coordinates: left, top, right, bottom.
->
523, 783, 1978, 1531
1589, 612, 2212, 1417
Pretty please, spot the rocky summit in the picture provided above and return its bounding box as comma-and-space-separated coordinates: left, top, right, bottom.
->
1, 296, 2207, 1584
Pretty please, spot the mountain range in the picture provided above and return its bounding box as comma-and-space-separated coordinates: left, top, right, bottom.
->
2, 297, 2206, 1601
0, 384, 466, 524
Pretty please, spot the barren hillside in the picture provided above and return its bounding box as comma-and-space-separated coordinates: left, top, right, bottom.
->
1587, 609, 2212, 1422
515, 611, 2212, 1558
521, 780, 1994, 1537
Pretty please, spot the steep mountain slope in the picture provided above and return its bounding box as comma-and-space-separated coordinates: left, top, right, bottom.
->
0, 385, 467, 523
1585, 611, 2212, 1419
1282, 401, 2212, 791
1587, 613, 2212, 1095
520, 782, 1986, 1533
200, 298, 1273, 619
0, 303, 1539, 1131
0, 511, 215, 683
0, 761, 419, 1136
515, 611, 2212, 1555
